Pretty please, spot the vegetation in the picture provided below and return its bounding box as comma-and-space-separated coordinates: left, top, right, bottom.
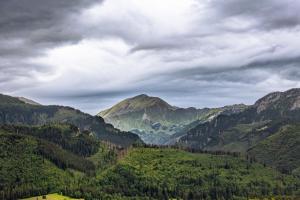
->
0, 123, 128, 200
1, 90, 300, 200
1, 126, 299, 200
248, 123, 300, 174
92, 148, 300, 199
0, 94, 141, 148
179, 89, 300, 151
22, 193, 83, 200
1, 124, 99, 157
0, 132, 75, 200
98, 94, 247, 144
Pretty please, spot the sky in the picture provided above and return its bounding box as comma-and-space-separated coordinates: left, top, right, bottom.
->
1, 0, 300, 114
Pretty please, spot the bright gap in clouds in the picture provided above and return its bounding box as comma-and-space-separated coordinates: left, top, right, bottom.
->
82, 0, 197, 38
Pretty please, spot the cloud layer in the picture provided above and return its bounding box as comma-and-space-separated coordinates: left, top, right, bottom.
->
1, 0, 300, 114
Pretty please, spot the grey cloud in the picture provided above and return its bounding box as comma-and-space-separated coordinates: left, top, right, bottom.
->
167, 55, 300, 85
0, 0, 102, 91
0, 0, 100, 35
1, 0, 300, 114
210, 0, 300, 30
0, 0, 101, 51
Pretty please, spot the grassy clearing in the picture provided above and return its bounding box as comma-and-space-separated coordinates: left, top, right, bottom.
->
22, 193, 83, 200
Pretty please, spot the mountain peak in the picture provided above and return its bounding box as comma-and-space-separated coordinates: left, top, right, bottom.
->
134, 94, 149, 98
99, 94, 175, 118
255, 88, 300, 113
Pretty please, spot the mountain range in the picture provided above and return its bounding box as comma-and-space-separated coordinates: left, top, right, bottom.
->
177, 88, 300, 173
0, 89, 300, 199
97, 89, 300, 174
98, 94, 247, 144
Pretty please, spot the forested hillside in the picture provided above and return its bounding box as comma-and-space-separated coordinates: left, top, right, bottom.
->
0, 91, 300, 200
178, 89, 300, 151
248, 123, 300, 174
0, 94, 141, 147
82, 148, 300, 199
0, 127, 79, 199
1, 124, 299, 200
173, 89, 300, 179
0, 124, 120, 200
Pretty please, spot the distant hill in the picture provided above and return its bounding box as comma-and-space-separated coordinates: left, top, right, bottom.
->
0, 93, 141, 147
98, 94, 247, 144
177, 88, 300, 173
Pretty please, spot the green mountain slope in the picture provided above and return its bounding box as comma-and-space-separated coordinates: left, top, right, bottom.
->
0, 130, 77, 199
0, 124, 120, 200
95, 148, 300, 199
0, 94, 141, 147
178, 88, 300, 150
248, 123, 300, 174
98, 94, 247, 144
2, 126, 299, 199
176, 88, 300, 176
0, 93, 24, 104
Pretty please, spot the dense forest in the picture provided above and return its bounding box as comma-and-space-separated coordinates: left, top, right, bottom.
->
0, 94, 141, 148
0, 124, 299, 200
92, 148, 300, 200
0, 93, 299, 200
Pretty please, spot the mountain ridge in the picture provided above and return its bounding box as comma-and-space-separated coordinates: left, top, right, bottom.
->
177, 88, 300, 173
99, 94, 176, 118
0, 93, 142, 147
17, 97, 41, 106
98, 94, 247, 144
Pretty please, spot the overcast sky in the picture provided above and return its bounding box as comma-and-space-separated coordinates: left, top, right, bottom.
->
1, 0, 300, 114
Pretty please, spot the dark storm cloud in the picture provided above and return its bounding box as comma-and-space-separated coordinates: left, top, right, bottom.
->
167, 54, 300, 85
0, 0, 99, 35
47, 89, 136, 99
0, 0, 102, 52
209, 0, 300, 30
0, 0, 102, 91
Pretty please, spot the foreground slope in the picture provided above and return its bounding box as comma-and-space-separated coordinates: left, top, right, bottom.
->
0, 127, 77, 200
99, 94, 246, 144
2, 129, 299, 200
248, 123, 300, 174
95, 148, 300, 199
0, 124, 120, 200
0, 93, 141, 147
